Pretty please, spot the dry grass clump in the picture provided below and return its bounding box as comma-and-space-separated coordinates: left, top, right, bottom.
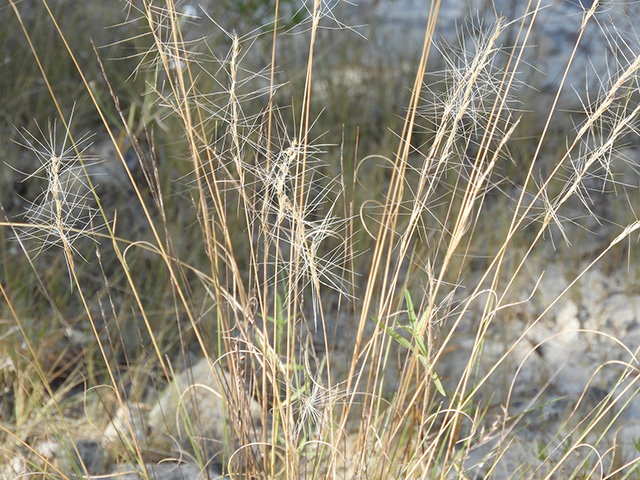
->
1, 0, 640, 479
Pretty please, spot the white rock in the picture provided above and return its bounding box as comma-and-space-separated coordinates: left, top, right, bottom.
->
104, 461, 228, 480
370, 0, 640, 113
102, 402, 150, 451
602, 294, 640, 333
146, 357, 264, 468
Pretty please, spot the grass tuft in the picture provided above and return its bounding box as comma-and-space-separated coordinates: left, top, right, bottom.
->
1, 1, 640, 479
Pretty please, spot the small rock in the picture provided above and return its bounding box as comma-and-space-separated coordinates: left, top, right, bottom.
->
146, 357, 264, 469
104, 461, 228, 480
102, 401, 150, 453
